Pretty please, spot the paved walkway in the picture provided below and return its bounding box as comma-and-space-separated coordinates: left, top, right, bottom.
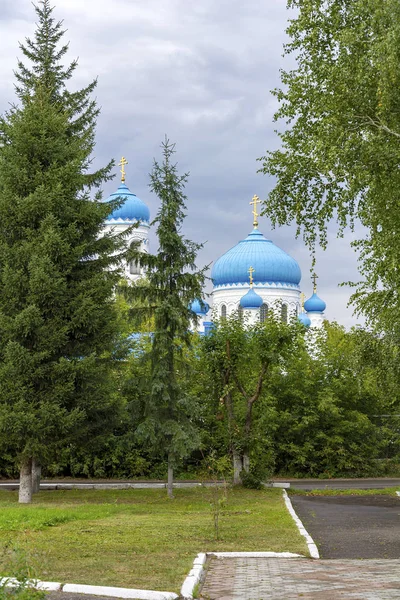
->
200, 557, 400, 599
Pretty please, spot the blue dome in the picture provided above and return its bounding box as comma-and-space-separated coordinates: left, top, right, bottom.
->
105, 183, 150, 223
298, 312, 311, 327
240, 288, 263, 309
211, 229, 301, 288
190, 299, 209, 315
304, 292, 326, 313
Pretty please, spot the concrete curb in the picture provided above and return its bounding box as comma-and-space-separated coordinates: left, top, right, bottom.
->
263, 482, 291, 489
0, 579, 178, 600
62, 584, 178, 599
0, 481, 291, 491
283, 490, 320, 559
180, 552, 206, 599
0, 578, 61, 591
208, 551, 304, 558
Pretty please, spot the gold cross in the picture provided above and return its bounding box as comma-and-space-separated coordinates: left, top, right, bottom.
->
249, 194, 261, 228
300, 292, 306, 311
119, 156, 128, 183
248, 266, 255, 287
312, 273, 318, 293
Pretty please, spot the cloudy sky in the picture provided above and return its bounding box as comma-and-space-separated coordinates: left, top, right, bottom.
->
0, 0, 364, 328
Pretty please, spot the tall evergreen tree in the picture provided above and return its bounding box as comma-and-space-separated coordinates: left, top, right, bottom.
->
128, 139, 206, 498
0, 1, 128, 502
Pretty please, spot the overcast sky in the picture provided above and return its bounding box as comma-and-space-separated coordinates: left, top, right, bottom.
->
0, 0, 364, 328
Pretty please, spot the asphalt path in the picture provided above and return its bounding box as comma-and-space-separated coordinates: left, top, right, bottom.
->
291, 494, 400, 559
286, 478, 400, 490
1, 477, 400, 491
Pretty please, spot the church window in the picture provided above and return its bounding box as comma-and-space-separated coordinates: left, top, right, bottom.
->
281, 304, 288, 324
221, 304, 227, 320
129, 261, 140, 275
238, 306, 243, 321
260, 303, 268, 323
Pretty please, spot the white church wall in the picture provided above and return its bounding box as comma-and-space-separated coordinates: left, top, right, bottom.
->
103, 221, 150, 282
212, 285, 301, 322
243, 308, 260, 326
308, 312, 325, 329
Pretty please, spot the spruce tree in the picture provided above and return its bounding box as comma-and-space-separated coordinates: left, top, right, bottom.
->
0, 1, 127, 502
128, 139, 206, 498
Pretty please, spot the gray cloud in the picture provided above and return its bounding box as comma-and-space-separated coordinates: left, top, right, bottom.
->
0, 0, 365, 328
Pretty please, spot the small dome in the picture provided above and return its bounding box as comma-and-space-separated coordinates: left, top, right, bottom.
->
240, 288, 263, 309
104, 183, 150, 223
211, 229, 301, 288
304, 293, 326, 313
298, 312, 311, 327
190, 299, 209, 315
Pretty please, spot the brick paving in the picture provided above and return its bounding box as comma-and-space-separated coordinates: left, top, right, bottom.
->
200, 557, 400, 599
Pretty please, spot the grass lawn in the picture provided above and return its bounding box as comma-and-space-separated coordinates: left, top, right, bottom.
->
0, 487, 308, 593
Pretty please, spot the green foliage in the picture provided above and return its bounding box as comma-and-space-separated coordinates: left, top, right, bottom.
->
259, 0, 400, 333
240, 471, 263, 490
125, 139, 207, 481
0, 1, 127, 474
271, 322, 399, 477
201, 313, 303, 480
0, 543, 45, 600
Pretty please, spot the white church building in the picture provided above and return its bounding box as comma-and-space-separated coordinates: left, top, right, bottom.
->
103, 160, 327, 331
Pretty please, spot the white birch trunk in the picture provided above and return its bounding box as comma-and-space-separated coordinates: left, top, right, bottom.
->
31, 458, 41, 494
243, 453, 250, 474
19, 458, 33, 504
233, 451, 243, 485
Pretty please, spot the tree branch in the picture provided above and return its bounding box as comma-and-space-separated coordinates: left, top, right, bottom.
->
357, 114, 400, 139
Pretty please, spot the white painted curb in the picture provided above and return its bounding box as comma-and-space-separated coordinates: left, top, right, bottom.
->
283, 490, 320, 559
0, 578, 61, 591
209, 551, 304, 558
0, 578, 177, 600
62, 584, 177, 599
180, 552, 207, 599
263, 482, 291, 489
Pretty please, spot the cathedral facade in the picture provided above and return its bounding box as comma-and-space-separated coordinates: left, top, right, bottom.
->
103, 162, 327, 330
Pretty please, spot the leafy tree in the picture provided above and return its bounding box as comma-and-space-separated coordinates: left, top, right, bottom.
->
202, 314, 302, 484
126, 139, 206, 498
0, 1, 128, 502
259, 0, 400, 333
271, 322, 400, 476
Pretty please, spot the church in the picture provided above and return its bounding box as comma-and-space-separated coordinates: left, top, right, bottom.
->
102, 158, 327, 332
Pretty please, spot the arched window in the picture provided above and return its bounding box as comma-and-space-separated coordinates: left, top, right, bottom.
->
260, 303, 269, 323
238, 306, 243, 321
130, 261, 140, 275
221, 304, 227, 320
281, 304, 288, 324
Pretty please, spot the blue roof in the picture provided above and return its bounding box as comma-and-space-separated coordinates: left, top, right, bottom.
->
298, 312, 311, 327
240, 287, 263, 309
104, 183, 150, 223
304, 292, 326, 313
211, 229, 301, 287
190, 299, 210, 315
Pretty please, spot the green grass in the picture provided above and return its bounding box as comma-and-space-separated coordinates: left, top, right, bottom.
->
289, 487, 399, 497
0, 488, 308, 593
